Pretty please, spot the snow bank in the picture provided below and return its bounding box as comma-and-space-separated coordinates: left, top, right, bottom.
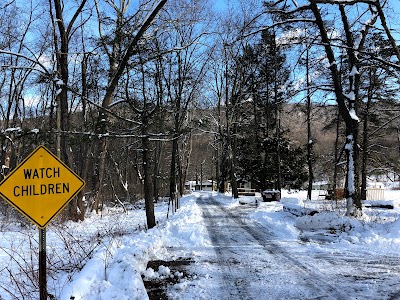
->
295, 212, 359, 232
248, 190, 400, 255
59, 229, 162, 300
280, 197, 304, 205
59, 195, 210, 300
162, 196, 210, 248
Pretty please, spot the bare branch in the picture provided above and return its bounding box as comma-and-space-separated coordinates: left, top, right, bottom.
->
0, 50, 50, 75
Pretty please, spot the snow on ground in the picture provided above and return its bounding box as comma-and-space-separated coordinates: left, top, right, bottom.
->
0, 188, 400, 299
56, 196, 211, 300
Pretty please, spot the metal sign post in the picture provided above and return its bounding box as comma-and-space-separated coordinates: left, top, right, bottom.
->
39, 228, 47, 300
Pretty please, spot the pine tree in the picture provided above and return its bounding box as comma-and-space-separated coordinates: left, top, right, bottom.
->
233, 30, 307, 190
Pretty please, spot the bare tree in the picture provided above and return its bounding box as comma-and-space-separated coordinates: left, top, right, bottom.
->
49, 0, 89, 221
261, 0, 383, 216
91, 0, 167, 228
156, 0, 212, 211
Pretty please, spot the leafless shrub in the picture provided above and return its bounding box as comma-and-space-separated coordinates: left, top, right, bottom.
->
0, 230, 38, 299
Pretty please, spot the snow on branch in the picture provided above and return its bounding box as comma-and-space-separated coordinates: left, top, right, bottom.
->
237, 18, 316, 41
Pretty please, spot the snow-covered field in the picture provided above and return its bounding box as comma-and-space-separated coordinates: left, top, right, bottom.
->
0, 188, 400, 299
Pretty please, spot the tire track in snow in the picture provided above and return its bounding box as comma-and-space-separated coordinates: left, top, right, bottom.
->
201, 201, 260, 300
198, 196, 347, 300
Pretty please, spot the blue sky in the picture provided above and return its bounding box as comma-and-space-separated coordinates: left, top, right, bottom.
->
214, 0, 227, 11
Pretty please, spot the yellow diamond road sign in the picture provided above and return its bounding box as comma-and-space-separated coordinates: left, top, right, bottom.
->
0, 145, 85, 228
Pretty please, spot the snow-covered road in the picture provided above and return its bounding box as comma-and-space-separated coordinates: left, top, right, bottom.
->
3, 191, 400, 299
168, 195, 400, 300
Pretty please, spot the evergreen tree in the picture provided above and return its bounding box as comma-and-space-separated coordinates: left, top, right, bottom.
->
233, 30, 307, 190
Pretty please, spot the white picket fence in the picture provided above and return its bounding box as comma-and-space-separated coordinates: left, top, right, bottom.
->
366, 188, 385, 200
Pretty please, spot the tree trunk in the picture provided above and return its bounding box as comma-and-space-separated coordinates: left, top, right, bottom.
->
177, 141, 184, 204
333, 108, 341, 191
75, 140, 91, 221
361, 68, 373, 200
218, 140, 228, 194
169, 134, 178, 214
275, 110, 282, 192
182, 132, 193, 195
92, 136, 108, 213
217, 90, 225, 193
53, 0, 70, 161
142, 132, 155, 229
273, 37, 282, 193
306, 48, 313, 200
215, 137, 220, 192
52, 0, 88, 219
153, 139, 163, 203
310, 1, 361, 216
230, 122, 239, 199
